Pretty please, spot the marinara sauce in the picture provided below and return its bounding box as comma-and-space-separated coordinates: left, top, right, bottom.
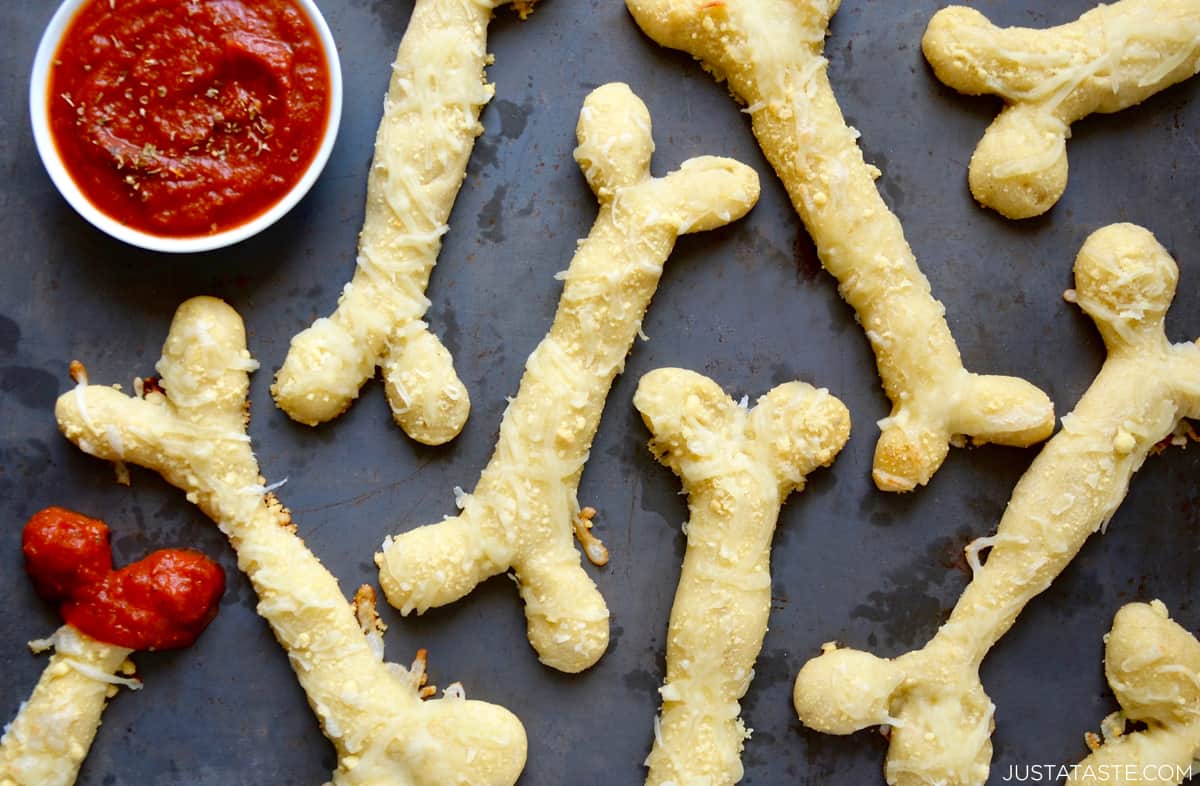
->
48, 0, 331, 237
23, 507, 226, 650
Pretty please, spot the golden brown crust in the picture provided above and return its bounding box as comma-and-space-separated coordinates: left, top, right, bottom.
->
625, 0, 1055, 492
56, 296, 528, 786
635, 369, 849, 786
1066, 602, 1200, 786
0, 628, 135, 786
376, 83, 761, 674
274, 0, 537, 443
793, 224, 1200, 786
924, 1, 1200, 219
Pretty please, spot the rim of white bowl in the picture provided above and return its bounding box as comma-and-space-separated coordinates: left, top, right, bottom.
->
29, 0, 343, 254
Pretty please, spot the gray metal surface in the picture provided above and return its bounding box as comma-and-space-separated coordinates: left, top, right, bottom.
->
2, 1, 1199, 784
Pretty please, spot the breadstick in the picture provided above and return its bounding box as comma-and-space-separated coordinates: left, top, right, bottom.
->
793, 223, 1200, 786
56, 297, 528, 786
273, 0, 535, 444
634, 368, 849, 786
1066, 602, 1200, 786
3, 507, 224, 786
0, 628, 134, 786
924, 0, 1200, 219
625, 0, 1055, 492
376, 82, 761, 673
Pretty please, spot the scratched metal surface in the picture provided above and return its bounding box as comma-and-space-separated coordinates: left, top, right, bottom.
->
2, 0, 1199, 784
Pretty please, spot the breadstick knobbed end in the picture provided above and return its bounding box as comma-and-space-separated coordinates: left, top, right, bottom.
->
574, 82, 654, 200
633, 368, 735, 476
624, 0, 710, 54
274, 318, 371, 426
157, 296, 255, 420
637, 371, 849, 491
418, 697, 529, 785
884, 677, 995, 786
749, 382, 850, 487
872, 423, 950, 493
922, 6, 1007, 96
377, 515, 499, 616
516, 552, 610, 673
1073, 223, 1177, 351
383, 330, 470, 445
951, 373, 1056, 448
654, 156, 760, 235
970, 105, 1069, 220
55, 386, 176, 465
793, 647, 904, 735
1105, 601, 1200, 725
635, 366, 727, 417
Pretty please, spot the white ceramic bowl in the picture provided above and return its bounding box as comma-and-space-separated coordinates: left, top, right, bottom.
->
29, 0, 343, 254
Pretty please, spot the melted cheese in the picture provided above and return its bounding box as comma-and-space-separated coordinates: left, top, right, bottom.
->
0, 627, 134, 786
923, 0, 1200, 218
626, 0, 1055, 493
274, 0, 512, 444
55, 296, 530, 786
635, 369, 849, 786
1066, 601, 1200, 785
792, 224, 1200, 786
376, 83, 760, 675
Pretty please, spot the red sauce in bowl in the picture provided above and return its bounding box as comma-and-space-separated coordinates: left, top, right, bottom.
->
23, 507, 225, 650
48, 0, 332, 238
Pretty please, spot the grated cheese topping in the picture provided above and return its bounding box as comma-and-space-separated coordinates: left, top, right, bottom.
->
634, 368, 849, 786
376, 82, 760, 674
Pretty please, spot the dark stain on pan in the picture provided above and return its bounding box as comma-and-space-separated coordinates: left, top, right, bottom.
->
793, 225, 823, 283
849, 529, 972, 648
492, 98, 532, 139
0, 367, 60, 410
0, 315, 18, 356
479, 184, 509, 244
623, 667, 660, 698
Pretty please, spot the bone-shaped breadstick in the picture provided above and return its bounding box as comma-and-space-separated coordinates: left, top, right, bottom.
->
625, 0, 1055, 492
55, 297, 528, 786
273, 0, 535, 444
1065, 601, 1200, 786
793, 223, 1200, 786
633, 368, 849, 786
924, 1, 1200, 220
2, 507, 224, 786
375, 82, 760, 673
1, 627, 135, 786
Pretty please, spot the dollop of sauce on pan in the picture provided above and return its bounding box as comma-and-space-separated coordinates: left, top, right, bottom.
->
23, 507, 225, 650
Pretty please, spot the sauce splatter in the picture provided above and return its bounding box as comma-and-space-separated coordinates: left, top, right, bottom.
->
23, 506, 225, 650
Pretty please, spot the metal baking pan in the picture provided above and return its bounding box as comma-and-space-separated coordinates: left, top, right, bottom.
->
2, 0, 1198, 783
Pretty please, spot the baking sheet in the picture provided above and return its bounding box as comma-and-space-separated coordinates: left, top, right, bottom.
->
2, 0, 1199, 783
